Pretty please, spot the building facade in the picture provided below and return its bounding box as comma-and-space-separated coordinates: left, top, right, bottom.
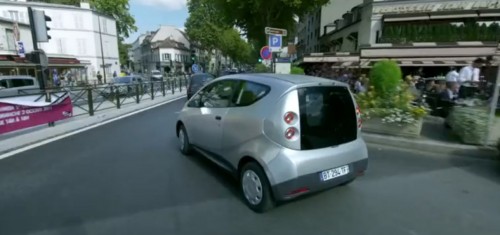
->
135, 25, 191, 74
300, 0, 500, 70
296, 0, 364, 57
0, 0, 120, 82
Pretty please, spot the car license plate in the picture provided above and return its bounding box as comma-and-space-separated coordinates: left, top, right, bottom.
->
320, 165, 350, 181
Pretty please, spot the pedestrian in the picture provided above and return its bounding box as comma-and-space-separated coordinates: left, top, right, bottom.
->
52, 69, 60, 87
97, 71, 102, 84
445, 67, 459, 83
113, 71, 117, 78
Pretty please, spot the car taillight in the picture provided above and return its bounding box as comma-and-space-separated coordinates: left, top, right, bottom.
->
285, 127, 298, 140
356, 105, 362, 129
284, 112, 297, 124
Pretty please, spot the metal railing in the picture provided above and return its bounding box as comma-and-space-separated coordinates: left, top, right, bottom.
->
14, 76, 189, 118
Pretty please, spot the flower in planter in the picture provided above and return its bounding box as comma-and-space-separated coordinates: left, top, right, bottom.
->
355, 60, 428, 125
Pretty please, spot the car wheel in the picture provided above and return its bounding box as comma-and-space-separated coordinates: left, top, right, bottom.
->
178, 125, 192, 155
240, 162, 275, 213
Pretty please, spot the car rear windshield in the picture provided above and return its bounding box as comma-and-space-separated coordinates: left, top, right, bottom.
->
191, 74, 214, 84
298, 86, 357, 150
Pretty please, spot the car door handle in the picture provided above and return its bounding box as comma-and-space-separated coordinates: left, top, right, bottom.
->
215, 116, 222, 120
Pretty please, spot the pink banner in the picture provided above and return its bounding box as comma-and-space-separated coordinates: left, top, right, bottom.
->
0, 96, 73, 134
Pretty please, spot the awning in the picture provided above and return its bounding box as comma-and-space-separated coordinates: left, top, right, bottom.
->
359, 57, 475, 67
301, 53, 359, 64
0, 61, 36, 67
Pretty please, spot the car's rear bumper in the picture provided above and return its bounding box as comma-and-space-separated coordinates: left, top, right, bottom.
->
271, 158, 368, 201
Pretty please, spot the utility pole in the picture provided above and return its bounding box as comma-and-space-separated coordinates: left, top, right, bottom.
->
97, 14, 107, 83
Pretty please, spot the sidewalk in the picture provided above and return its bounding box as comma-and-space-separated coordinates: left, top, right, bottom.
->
0, 91, 186, 155
363, 116, 499, 160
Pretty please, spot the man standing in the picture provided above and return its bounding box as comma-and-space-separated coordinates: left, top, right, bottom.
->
458, 58, 485, 84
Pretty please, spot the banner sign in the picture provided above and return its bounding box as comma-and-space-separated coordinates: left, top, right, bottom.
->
0, 93, 73, 134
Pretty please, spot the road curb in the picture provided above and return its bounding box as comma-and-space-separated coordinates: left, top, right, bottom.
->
0, 94, 186, 159
363, 132, 499, 160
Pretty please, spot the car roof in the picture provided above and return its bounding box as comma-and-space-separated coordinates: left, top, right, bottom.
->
0, 75, 36, 79
216, 73, 348, 89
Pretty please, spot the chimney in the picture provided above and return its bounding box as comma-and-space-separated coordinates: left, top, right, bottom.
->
80, 1, 91, 9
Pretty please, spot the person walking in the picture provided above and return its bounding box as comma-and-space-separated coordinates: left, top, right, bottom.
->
96, 71, 103, 84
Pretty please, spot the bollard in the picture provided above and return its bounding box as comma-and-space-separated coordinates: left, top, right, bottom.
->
135, 84, 140, 103
150, 82, 155, 100
172, 79, 175, 94
114, 86, 121, 109
178, 77, 182, 92
87, 88, 94, 116
161, 80, 166, 97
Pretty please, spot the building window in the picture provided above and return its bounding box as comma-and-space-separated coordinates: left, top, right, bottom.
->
74, 14, 84, 29
57, 39, 66, 54
77, 39, 87, 55
162, 53, 171, 61
5, 29, 15, 50
101, 18, 108, 33
8, 11, 19, 22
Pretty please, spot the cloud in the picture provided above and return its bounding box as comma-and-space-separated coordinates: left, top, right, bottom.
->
135, 0, 187, 11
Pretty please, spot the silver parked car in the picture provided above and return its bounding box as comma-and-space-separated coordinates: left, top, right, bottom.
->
176, 74, 368, 213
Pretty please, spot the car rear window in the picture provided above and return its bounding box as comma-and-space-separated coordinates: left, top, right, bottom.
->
191, 74, 214, 84
298, 86, 357, 150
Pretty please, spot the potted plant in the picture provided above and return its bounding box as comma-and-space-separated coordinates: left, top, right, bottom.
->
356, 60, 428, 138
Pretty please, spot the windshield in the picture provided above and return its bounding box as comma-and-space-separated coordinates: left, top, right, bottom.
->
191, 74, 214, 85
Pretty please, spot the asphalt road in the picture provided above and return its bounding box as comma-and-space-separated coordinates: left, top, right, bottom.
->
1, 98, 499, 235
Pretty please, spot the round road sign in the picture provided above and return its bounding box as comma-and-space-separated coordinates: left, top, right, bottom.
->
260, 46, 271, 60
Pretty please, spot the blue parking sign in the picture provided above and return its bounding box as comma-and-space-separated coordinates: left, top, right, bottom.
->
268, 35, 282, 52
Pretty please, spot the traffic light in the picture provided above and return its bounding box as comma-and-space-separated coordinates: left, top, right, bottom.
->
31, 9, 52, 42
258, 58, 263, 62
190, 50, 196, 64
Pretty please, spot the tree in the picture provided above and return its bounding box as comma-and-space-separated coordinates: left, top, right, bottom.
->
185, 0, 228, 53
118, 41, 131, 66
211, 0, 329, 47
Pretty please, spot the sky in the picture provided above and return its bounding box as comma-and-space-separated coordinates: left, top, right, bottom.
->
126, 0, 188, 43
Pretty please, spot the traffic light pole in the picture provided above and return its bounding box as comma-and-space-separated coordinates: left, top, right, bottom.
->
28, 7, 50, 102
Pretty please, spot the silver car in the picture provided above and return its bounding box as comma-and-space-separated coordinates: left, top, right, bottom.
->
176, 74, 368, 213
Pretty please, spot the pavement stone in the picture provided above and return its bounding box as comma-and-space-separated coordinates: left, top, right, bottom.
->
0, 91, 186, 155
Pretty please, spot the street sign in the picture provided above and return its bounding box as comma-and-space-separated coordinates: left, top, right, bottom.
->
260, 46, 271, 60
191, 63, 199, 73
268, 35, 282, 52
265, 27, 287, 36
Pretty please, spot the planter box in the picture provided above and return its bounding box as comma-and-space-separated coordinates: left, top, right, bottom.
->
362, 117, 423, 138
447, 106, 500, 145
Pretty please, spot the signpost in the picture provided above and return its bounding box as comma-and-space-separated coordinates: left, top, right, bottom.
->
265, 27, 287, 36
260, 46, 272, 60
265, 26, 288, 73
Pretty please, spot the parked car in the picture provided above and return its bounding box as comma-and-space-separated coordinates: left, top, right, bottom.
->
0, 76, 40, 97
101, 75, 145, 97
176, 74, 368, 213
187, 73, 215, 99
151, 70, 163, 81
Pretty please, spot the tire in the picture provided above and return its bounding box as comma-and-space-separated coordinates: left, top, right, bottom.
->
240, 162, 275, 213
178, 125, 192, 155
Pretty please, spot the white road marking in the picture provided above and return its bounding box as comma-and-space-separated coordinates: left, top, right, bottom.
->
0, 96, 186, 160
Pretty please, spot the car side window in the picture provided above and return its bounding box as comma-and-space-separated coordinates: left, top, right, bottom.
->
0, 79, 8, 88
234, 81, 270, 107
11, 79, 33, 88
188, 80, 238, 108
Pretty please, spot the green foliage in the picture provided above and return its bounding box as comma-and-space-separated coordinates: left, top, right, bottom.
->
185, 0, 255, 65
356, 61, 427, 125
211, 0, 329, 48
369, 60, 402, 99
382, 21, 500, 43
290, 66, 305, 75
447, 107, 490, 145
118, 41, 131, 66
254, 64, 270, 73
